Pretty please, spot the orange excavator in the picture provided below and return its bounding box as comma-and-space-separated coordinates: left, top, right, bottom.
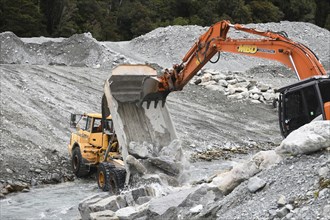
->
106, 20, 330, 140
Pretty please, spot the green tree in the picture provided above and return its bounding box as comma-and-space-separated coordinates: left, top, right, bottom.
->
273, 0, 316, 23
1, 0, 46, 36
40, 0, 65, 35
55, 0, 80, 37
248, 0, 284, 23
217, 0, 252, 24
315, 0, 330, 28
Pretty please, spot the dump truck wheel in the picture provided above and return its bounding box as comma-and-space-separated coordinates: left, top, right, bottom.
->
108, 168, 126, 194
97, 162, 114, 191
72, 147, 90, 177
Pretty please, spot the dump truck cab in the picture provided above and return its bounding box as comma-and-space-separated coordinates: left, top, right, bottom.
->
68, 113, 124, 182
278, 76, 330, 137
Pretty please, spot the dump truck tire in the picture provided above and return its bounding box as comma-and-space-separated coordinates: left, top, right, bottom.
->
97, 162, 115, 191
109, 168, 126, 194
72, 147, 90, 178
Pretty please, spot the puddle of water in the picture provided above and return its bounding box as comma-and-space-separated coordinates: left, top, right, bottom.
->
0, 179, 102, 220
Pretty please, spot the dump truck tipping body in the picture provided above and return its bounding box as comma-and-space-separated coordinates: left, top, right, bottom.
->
103, 65, 178, 184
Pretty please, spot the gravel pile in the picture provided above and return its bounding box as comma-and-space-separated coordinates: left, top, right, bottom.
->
0, 32, 129, 68
128, 21, 330, 72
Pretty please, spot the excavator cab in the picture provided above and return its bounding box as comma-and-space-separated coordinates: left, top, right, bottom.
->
278, 76, 330, 137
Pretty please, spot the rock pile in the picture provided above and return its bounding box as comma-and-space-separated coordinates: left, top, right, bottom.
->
0, 181, 30, 198
80, 121, 330, 220
192, 68, 279, 104
126, 139, 188, 187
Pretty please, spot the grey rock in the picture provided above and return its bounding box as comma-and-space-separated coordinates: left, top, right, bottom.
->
318, 167, 329, 179
148, 157, 182, 175
250, 99, 261, 104
116, 195, 127, 209
277, 195, 287, 207
276, 121, 330, 156
148, 187, 197, 217
6, 168, 13, 174
189, 204, 203, 214
35, 169, 42, 174
126, 155, 147, 175
88, 195, 121, 212
285, 204, 294, 211
128, 141, 152, 159
249, 87, 262, 95
227, 93, 243, 100
90, 210, 117, 220
263, 92, 275, 101
276, 207, 289, 218
218, 79, 228, 87
227, 79, 238, 84
201, 73, 212, 82
136, 196, 152, 205
258, 83, 270, 92
115, 203, 149, 220
211, 160, 260, 195
124, 186, 154, 206
247, 176, 266, 193
78, 193, 109, 220
251, 93, 260, 100
22, 188, 30, 193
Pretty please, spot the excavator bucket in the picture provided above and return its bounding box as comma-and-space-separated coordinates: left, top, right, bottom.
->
108, 64, 170, 108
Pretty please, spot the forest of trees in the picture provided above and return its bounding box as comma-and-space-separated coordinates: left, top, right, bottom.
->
0, 0, 329, 41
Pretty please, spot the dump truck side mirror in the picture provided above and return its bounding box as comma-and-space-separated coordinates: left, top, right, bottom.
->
70, 114, 77, 128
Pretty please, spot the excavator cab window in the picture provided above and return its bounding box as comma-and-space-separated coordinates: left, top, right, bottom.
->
279, 78, 329, 137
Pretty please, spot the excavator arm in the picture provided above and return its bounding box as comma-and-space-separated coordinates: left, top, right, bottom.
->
140, 20, 326, 106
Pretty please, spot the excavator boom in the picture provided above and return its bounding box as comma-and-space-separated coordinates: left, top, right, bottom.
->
139, 20, 326, 105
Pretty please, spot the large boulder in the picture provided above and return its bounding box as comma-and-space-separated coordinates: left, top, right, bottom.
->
276, 121, 330, 156
210, 160, 260, 195
78, 193, 110, 220
148, 187, 198, 218
210, 150, 281, 195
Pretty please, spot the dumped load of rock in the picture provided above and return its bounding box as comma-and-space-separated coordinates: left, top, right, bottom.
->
125, 139, 189, 188
80, 121, 330, 220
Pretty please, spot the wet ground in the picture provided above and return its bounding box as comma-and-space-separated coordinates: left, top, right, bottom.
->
0, 179, 97, 220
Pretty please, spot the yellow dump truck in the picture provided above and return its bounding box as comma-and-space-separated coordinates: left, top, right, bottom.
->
68, 113, 126, 193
